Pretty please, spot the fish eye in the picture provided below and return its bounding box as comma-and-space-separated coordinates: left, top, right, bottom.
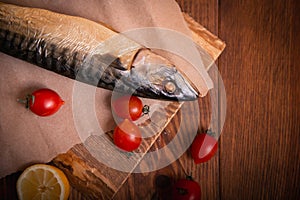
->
164, 81, 176, 94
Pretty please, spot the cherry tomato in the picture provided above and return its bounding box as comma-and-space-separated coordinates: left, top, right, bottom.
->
20, 88, 64, 117
172, 177, 201, 200
190, 131, 218, 164
113, 119, 142, 152
112, 95, 148, 121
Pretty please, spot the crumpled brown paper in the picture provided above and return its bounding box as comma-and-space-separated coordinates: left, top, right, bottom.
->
0, 0, 212, 178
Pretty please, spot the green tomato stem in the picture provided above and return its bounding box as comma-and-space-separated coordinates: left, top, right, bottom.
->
142, 105, 150, 115
17, 94, 34, 109
206, 129, 217, 138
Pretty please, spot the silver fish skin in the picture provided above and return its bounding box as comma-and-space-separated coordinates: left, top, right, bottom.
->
0, 3, 198, 101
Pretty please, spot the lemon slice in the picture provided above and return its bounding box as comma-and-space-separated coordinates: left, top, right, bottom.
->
16, 164, 70, 200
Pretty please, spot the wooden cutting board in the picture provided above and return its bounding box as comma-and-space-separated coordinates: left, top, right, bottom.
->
0, 13, 225, 200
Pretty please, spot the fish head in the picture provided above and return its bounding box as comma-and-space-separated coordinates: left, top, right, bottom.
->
117, 63, 199, 101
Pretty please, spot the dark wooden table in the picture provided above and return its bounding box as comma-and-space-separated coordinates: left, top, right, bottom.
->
114, 0, 300, 199
1, 0, 299, 199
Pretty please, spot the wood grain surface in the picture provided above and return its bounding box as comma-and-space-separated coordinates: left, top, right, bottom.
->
218, 0, 300, 199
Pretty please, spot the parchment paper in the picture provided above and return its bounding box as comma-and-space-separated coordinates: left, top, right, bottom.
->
0, 0, 212, 178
